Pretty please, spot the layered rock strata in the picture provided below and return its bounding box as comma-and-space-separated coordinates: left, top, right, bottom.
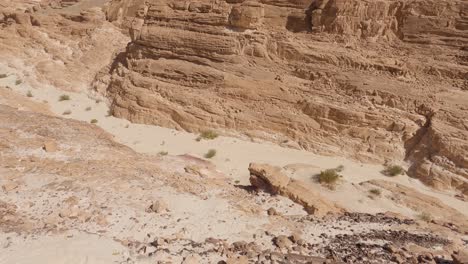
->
99, 0, 468, 193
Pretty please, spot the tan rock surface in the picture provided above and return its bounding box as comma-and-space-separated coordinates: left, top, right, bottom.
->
249, 163, 343, 216
99, 0, 468, 194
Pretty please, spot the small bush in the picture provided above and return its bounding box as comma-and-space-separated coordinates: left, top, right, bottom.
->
62, 110, 72, 115
59, 94, 70, 101
15, 79, 22, 85
26, 91, 33, 97
204, 149, 217, 159
417, 212, 432, 222
198, 130, 218, 140
85, 106, 92, 111
158, 151, 168, 156
369, 188, 381, 196
0, 73, 7, 78
382, 165, 405, 177
234, 180, 240, 184
318, 169, 340, 186
95, 99, 102, 104
90, 119, 98, 124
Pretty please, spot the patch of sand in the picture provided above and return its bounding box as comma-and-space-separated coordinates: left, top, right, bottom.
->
0, 63, 466, 219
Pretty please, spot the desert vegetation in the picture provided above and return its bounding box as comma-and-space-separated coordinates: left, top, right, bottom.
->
204, 149, 217, 159
196, 130, 218, 141
59, 94, 70, 101
369, 188, 381, 196
90, 119, 98, 124
62, 110, 72, 115
382, 165, 405, 177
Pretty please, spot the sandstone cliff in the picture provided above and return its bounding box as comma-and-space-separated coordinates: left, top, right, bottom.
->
99, 0, 468, 193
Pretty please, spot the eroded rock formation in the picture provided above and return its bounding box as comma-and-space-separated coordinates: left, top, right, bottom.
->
99, 0, 468, 193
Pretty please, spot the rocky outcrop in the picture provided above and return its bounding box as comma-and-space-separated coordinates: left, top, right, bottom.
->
249, 163, 343, 216
99, 0, 468, 194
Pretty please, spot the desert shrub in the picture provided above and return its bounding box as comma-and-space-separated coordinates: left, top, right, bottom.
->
158, 151, 168, 156
95, 99, 102, 104
204, 149, 217, 159
417, 212, 432, 222
62, 110, 72, 115
90, 119, 98, 124
198, 130, 218, 140
0, 73, 7, 78
15, 79, 22, 85
382, 165, 405, 176
26, 91, 33, 97
59, 94, 70, 101
85, 106, 91, 111
318, 169, 340, 186
369, 188, 381, 196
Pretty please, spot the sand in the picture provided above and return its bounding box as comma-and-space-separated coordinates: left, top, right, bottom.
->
0, 63, 466, 219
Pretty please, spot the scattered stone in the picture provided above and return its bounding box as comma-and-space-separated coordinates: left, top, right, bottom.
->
43, 141, 58, 152
226, 255, 248, 264
146, 200, 168, 213
267, 207, 278, 216
182, 254, 201, 264
2, 182, 18, 192
452, 249, 468, 264
274, 235, 293, 249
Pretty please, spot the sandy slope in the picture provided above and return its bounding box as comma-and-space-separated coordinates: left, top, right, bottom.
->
1, 63, 466, 220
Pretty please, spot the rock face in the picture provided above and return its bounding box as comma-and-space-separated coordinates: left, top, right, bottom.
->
99, 0, 468, 193
249, 163, 343, 216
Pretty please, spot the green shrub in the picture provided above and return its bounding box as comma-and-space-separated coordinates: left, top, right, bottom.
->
198, 130, 218, 140
204, 149, 217, 159
62, 110, 72, 115
15, 79, 22, 85
26, 91, 33, 97
158, 151, 168, 156
318, 169, 340, 186
369, 188, 381, 196
59, 94, 70, 101
382, 165, 405, 176
90, 119, 98, 124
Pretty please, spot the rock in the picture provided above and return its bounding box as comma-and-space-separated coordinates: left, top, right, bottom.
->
182, 254, 201, 264
249, 163, 290, 194
231, 241, 247, 251
452, 249, 468, 264
101, 0, 468, 196
274, 235, 293, 249
267, 207, 278, 216
289, 232, 302, 243
226, 255, 248, 264
2, 182, 18, 192
249, 163, 343, 216
146, 200, 168, 214
43, 141, 58, 152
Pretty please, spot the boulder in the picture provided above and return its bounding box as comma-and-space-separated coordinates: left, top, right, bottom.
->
43, 141, 58, 152
452, 249, 468, 264
249, 163, 343, 216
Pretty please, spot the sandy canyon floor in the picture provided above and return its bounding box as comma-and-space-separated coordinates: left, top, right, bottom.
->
0, 0, 467, 263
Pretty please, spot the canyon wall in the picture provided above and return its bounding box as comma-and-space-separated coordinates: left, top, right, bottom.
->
98, 0, 468, 193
